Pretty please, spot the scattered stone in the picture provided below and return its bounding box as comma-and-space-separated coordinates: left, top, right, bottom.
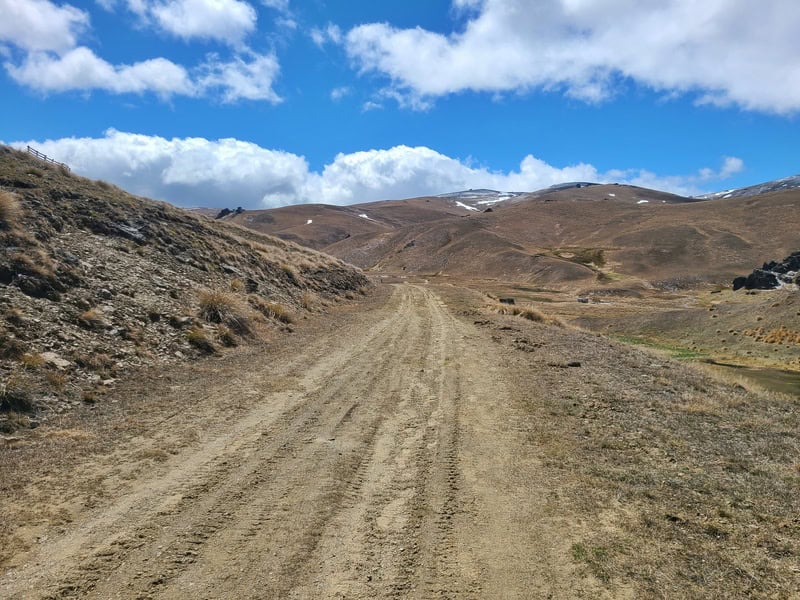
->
168, 316, 193, 329
40, 351, 71, 370
221, 264, 242, 276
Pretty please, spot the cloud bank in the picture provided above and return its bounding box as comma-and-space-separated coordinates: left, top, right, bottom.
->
0, 0, 280, 102
345, 0, 800, 114
11, 130, 743, 208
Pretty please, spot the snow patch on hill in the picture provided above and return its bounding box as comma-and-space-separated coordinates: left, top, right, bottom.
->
698, 175, 800, 200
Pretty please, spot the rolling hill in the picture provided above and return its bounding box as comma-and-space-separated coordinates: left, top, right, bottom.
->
231, 182, 800, 289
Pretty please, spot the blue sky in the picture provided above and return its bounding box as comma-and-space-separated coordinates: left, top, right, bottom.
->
1, 0, 799, 208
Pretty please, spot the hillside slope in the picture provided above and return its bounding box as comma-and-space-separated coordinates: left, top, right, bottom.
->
0, 146, 367, 432
235, 183, 800, 288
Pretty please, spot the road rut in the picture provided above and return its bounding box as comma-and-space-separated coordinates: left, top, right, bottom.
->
1, 284, 577, 599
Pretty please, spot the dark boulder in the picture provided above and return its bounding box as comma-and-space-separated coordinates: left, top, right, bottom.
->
738, 269, 780, 290
733, 251, 799, 290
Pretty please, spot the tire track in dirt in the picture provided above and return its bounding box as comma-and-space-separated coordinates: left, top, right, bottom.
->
1, 283, 586, 599
1, 286, 416, 598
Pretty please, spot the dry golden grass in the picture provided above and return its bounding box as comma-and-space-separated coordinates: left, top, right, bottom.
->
19, 353, 45, 370
0, 333, 28, 360
41, 428, 96, 441
0, 190, 21, 229
77, 308, 105, 330
187, 326, 216, 354
198, 290, 252, 336
490, 302, 564, 326
248, 296, 295, 324
743, 326, 800, 344
301, 291, 316, 310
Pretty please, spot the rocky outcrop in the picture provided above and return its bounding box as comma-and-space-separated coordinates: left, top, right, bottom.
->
733, 251, 800, 290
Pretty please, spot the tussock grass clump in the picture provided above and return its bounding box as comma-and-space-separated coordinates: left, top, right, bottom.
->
198, 291, 236, 323
301, 291, 316, 310
0, 333, 28, 360
19, 353, 45, 370
216, 324, 238, 347
198, 290, 252, 336
75, 352, 114, 373
187, 326, 216, 354
491, 302, 564, 326
249, 297, 294, 324
0, 190, 21, 229
78, 308, 106, 330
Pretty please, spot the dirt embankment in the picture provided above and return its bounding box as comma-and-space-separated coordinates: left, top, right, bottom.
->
1, 284, 798, 598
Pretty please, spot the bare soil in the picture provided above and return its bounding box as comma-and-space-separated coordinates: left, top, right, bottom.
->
1, 283, 798, 599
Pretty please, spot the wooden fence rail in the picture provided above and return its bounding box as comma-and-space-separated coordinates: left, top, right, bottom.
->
26, 145, 70, 172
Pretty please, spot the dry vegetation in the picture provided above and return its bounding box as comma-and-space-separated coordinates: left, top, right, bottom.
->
0, 145, 368, 432
0, 190, 20, 228
490, 301, 564, 326
439, 283, 800, 598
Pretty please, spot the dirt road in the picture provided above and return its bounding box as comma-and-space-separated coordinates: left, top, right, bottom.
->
4, 283, 799, 599
0, 284, 587, 599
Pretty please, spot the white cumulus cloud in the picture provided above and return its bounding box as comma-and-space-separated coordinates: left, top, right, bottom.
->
1, 0, 280, 102
5, 47, 196, 97
0, 0, 88, 53
9, 130, 743, 208
199, 52, 281, 102
148, 0, 257, 45
345, 0, 800, 114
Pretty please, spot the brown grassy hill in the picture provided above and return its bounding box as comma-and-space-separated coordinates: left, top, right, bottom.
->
0, 146, 367, 432
226, 196, 477, 250
492, 186, 799, 286
228, 203, 391, 250
236, 183, 799, 289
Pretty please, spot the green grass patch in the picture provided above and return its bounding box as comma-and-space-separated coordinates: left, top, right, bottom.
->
612, 335, 706, 360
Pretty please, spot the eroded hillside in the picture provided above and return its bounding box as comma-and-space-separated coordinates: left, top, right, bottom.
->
0, 146, 367, 433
